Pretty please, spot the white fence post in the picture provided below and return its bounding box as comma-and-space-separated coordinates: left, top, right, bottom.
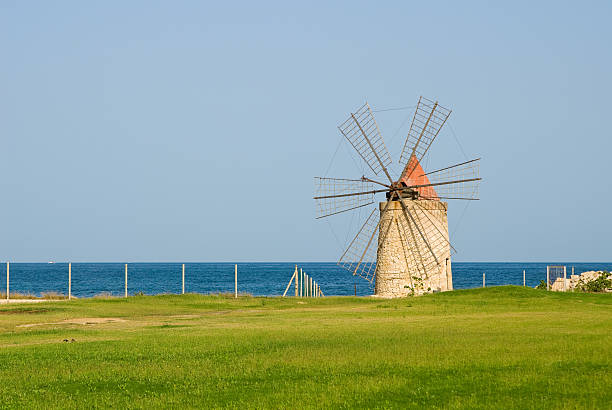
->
294, 265, 298, 297
546, 266, 550, 291
523, 270, 525, 287
68, 262, 72, 300
283, 270, 296, 297
124, 264, 128, 298
482, 273, 485, 288
182, 264, 185, 295
234, 264, 238, 298
6, 262, 9, 301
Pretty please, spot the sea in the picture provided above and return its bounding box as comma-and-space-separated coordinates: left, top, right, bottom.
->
1, 262, 610, 298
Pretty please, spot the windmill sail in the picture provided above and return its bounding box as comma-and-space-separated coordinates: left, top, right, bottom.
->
396, 205, 444, 281
411, 158, 480, 200
314, 177, 375, 219
338, 208, 380, 282
338, 203, 395, 282
338, 102, 393, 181
399, 97, 451, 181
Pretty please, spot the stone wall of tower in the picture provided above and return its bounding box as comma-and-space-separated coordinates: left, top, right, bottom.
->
374, 200, 452, 297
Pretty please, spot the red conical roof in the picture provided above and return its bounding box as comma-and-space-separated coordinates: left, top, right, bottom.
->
401, 156, 438, 200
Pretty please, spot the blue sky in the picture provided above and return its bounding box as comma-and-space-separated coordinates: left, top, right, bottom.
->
1, 1, 610, 262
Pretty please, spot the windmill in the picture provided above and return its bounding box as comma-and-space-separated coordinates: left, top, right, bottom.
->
314, 97, 481, 297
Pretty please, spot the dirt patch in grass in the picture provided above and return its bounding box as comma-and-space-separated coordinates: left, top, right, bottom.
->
17, 317, 127, 328
64, 318, 128, 325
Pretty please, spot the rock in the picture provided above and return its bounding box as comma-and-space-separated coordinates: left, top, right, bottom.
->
550, 270, 610, 292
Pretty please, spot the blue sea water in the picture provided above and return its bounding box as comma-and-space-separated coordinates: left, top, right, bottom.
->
1, 262, 611, 298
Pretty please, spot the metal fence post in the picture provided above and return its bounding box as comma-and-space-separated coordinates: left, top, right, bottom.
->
234, 264, 237, 298
523, 270, 525, 287
294, 265, 298, 297
546, 266, 550, 291
182, 264, 185, 295
124, 264, 128, 298
68, 262, 72, 300
6, 262, 9, 301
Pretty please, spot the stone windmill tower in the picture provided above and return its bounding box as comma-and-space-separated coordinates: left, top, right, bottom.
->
314, 97, 481, 297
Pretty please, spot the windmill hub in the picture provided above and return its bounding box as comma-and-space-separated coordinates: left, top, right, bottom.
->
386, 183, 417, 201
314, 97, 481, 297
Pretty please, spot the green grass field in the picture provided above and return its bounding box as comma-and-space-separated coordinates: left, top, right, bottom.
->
0, 287, 610, 409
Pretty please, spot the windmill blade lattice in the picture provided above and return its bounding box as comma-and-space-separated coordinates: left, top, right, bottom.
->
399, 96, 451, 180
396, 205, 442, 281
338, 102, 393, 179
415, 158, 480, 201
314, 177, 375, 219
412, 201, 456, 254
338, 206, 394, 282
338, 208, 379, 282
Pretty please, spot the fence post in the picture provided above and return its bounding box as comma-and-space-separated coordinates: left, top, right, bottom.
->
309, 276, 312, 298
6, 262, 9, 301
309, 277, 313, 298
68, 262, 72, 300
523, 270, 525, 287
300, 268, 303, 297
234, 264, 238, 298
546, 266, 550, 291
124, 264, 128, 298
282, 270, 296, 297
294, 265, 298, 297
482, 273, 485, 288
182, 264, 185, 294
563, 266, 567, 292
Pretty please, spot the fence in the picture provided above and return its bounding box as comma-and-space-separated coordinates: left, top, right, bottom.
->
1, 262, 245, 301
282, 265, 324, 297
0, 262, 607, 299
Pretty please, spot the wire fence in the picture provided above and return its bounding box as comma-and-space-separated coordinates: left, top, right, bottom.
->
0, 262, 610, 300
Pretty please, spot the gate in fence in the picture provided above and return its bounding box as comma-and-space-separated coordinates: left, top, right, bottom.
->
546, 265, 567, 291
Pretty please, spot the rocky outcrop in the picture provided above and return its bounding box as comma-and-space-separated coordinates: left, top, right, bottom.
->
550, 270, 611, 292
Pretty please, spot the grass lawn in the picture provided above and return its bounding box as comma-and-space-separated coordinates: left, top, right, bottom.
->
0, 286, 610, 409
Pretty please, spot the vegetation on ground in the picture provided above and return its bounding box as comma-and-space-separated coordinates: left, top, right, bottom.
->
0, 291, 70, 300
575, 271, 612, 293
0, 286, 610, 409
